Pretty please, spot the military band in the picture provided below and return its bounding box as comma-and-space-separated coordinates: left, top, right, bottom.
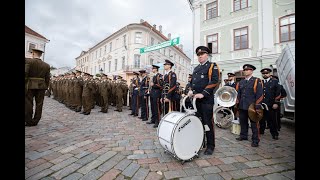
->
42, 45, 286, 155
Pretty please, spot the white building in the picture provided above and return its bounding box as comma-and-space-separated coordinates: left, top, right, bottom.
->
75, 20, 192, 87
25, 25, 50, 61
187, 0, 295, 82
50, 67, 72, 77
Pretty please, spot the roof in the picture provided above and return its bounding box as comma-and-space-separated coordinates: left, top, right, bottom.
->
25, 25, 49, 41
76, 21, 189, 60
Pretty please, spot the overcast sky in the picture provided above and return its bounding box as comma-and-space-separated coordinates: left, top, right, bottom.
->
26, 0, 193, 68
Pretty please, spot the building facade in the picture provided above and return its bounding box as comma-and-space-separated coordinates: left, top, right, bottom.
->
75, 20, 192, 87
187, 0, 295, 82
25, 25, 50, 61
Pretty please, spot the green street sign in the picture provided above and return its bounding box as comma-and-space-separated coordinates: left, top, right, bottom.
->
140, 37, 180, 54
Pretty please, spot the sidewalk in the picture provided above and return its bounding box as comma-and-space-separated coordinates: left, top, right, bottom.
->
25, 97, 295, 180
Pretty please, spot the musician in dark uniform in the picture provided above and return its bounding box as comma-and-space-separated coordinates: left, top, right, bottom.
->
139, 70, 149, 121
224, 73, 237, 119
259, 68, 281, 140
235, 64, 263, 147
182, 74, 193, 111
271, 75, 286, 131
190, 46, 220, 155
161, 59, 177, 115
147, 65, 163, 128
130, 72, 140, 116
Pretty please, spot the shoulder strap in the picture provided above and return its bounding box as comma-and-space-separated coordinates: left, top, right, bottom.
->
253, 78, 263, 94
208, 63, 214, 82
235, 82, 239, 91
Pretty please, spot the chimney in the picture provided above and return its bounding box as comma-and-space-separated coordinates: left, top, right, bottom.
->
159, 25, 162, 33
168, 33, 171, 40
140, 19, 144, 23
153, 24, 156, 29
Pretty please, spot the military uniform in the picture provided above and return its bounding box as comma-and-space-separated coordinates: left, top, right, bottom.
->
224, 72, 237, 119
25, 48, 51, 126
148, 65, 163, 127
139, 70, 150, 121
259, 68, 281, 139
236, 64, 263, 147
162, 60, 178, 115
100, 74, 110, 113
130, 72, 140, 116
191, 46, 220, 155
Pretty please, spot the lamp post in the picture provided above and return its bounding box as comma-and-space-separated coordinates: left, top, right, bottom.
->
99, 68, 103, 74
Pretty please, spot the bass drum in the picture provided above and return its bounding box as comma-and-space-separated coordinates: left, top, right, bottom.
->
157, 111, 204, 161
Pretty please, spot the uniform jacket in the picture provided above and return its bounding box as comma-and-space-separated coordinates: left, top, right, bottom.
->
162, 71, 177, 100
25, 58, 50, 90
236, 76, 263, 110
140, 76, 150, 96
191, 61, 220, 104
224, 81, 236, 89
151, 73, 163, 97
262, 78, 281, 106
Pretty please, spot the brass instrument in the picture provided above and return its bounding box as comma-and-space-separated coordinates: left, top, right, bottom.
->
213, 86, 238, 128
162, 83, 172, 114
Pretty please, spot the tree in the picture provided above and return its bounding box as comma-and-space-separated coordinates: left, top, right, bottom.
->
50, 66, 57, 70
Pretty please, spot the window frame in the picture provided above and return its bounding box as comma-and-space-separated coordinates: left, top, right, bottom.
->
233, 26, 249, 51
279, 14, 295, 43
135, 32, 142, 44
207, 33, 219, 54
206, 1, 218, 20
134, 54, 141, 68
233, 0, 248, 12
28, 43, 36, 52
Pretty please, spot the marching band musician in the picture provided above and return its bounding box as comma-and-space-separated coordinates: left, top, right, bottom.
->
259, 68, 281, 140
235, 64, 263, 147
224, 73, 237, 120
182, 74, 193, 111
147, 65, 163, 128
190, 46, 220, 155
129, 72, 140, 117
161, 59, 177, 115
138, 70, 150, 121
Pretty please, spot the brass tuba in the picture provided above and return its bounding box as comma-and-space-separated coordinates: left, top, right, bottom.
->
213, 86, 238, 128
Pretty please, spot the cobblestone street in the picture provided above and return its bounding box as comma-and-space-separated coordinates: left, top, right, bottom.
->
25, 97, 295, 180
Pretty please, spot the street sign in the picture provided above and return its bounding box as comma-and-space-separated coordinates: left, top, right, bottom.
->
140, 37, 180, 54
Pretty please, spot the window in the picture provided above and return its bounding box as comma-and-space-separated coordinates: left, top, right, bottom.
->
207, 33, 218, 54
280, 14, 295, 42
28, 43, 36, 52
234, 0, 248, 11
100, 48, 102, 57
104, 45, 107, 54
134, 54, 140, 68
122, 56, 125, 69
206, 1, 218, 20
135, 32, 142, 43
123, 35, 126, 46
103, 63, 105, 72
150, 58, 154, 65
108, 61, 111, 72
234, 27, 248, 50
151, 37, 154, 45
115, 59, 118, 71
110, 42, 112, 52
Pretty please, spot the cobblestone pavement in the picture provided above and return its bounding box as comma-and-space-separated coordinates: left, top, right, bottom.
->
25, 97, 295, 180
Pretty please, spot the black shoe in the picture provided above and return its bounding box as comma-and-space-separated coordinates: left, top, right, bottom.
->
153, 124, 158, 128
236, 137, 248, 141
142, 119, 148, 121
83, 112, 90, 115
133, 114, 138, 116
129, 113, 134, 115
75, 109, 81, 112
146, 121, 155, 124
114, 109, 119, 111
272, 136, 279, 140
204, 148, 214, 155
80, 112, 85, 114
251, 143, 259, 147
138, 117, 142, 119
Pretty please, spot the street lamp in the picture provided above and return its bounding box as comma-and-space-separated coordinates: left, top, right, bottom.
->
99, 68, 103, 74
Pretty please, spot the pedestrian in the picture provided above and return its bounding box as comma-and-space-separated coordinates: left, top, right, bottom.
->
25, 48, 51, 126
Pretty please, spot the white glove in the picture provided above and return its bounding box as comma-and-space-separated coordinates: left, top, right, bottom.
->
187, 90, 193, 97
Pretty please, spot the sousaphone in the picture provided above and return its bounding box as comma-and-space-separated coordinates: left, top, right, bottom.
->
213, 86, 238, 128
